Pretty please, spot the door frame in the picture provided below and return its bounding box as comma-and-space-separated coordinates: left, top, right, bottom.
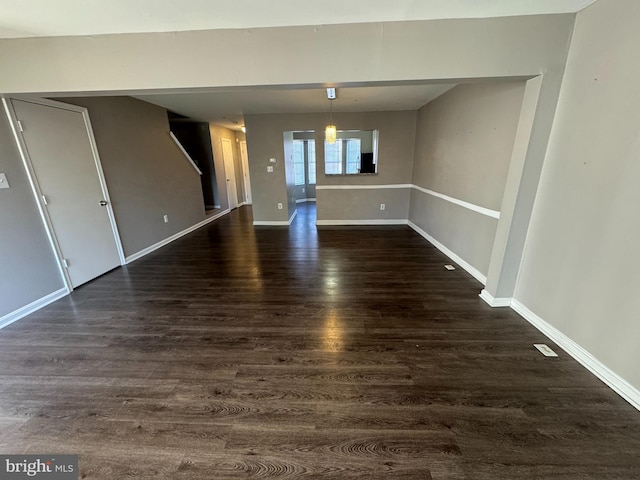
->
239, 140, 252, 205
221, 137, 238, 210
2, 96, 126, 293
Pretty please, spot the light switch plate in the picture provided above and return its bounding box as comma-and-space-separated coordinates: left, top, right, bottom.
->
0, 173, 9, 189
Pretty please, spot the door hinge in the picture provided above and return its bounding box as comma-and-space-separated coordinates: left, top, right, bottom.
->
41, 195, 48, 205
17, 120, 24, 132
62, 259, 70, 268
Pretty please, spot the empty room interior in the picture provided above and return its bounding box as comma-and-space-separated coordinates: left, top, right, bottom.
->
0, 0, 639, 478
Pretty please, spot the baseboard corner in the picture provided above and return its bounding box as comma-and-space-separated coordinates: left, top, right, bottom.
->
479, 289, 512, 307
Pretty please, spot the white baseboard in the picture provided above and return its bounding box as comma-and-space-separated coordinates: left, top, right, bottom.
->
253, 209, 298, 226
479, 289, 512, 307
238, 202, 247, 207
0, 287, 69, 330
511, 299, 640, 412
253, 220, 289, 226
316, 219, 408, 226
407, 221, 487, 285
126, 209, 231, 263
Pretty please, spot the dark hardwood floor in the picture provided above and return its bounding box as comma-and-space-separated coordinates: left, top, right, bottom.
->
1, 203, 639, 479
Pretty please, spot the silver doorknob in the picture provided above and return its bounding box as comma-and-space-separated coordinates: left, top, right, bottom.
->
99, 200, 108, 206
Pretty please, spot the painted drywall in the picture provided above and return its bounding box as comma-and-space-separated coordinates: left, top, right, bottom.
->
514, 0, 640, 390
245, 111, 416, 223
410, 82, 526, 277
0, 16, 574, 93
319, 188, 410, 222
59, 97, 205, 257
0, 111, 64, 317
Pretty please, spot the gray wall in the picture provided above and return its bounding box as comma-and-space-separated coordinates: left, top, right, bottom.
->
245, 111, 416, 223
410, 82, 526, 276
60, 97, 206, 257
0, 111, 64, 318
514, 0, 640, 390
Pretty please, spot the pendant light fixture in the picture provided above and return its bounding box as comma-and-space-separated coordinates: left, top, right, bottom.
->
325, 87, 337, 144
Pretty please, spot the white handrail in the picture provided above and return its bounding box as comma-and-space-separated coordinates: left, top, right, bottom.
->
169, 131, 202, 175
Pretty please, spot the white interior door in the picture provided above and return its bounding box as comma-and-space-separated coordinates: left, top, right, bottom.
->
11, 99, 122, 288
239, 141, 252, 204
221, 138, 238, 210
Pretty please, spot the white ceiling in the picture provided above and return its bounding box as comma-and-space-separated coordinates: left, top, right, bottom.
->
133, 84, 456, 129
0, 0, 598, 39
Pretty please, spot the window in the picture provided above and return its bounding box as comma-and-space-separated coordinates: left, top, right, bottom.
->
293, 140, 305, 186
323, 130, 378, 175
345, 139, 361, 174
307, 140, 316, 185
324, 140, 343, 175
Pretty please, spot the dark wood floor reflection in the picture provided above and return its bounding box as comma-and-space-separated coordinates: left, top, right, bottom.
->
1, 203, 639, 479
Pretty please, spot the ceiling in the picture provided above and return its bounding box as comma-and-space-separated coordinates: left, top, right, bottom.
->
3, 0, 598, 129
0, 0, 598, 39
134, 84, 456, 129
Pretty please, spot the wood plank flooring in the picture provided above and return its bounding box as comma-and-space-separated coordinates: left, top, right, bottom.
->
1, 203, 639, 479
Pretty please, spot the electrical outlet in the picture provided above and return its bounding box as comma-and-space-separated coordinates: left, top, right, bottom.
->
163, 215, 169, 223
0, 173, 9, 189
267, 166, 274, 173
380, 203, 385, 210
277, 203, 283, 210
444, 264, 455, 271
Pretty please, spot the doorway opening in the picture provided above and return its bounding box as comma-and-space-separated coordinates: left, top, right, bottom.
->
168, 114, 220, 215
290, 131, 317, 223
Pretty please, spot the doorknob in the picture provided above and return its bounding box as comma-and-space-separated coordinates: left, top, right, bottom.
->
99, 200, 108, 206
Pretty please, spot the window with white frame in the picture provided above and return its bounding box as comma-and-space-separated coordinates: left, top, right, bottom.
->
307, 140, 316, 185
324, 140, 343, 175
293, 140, 305, 186
345, 139, 361, 174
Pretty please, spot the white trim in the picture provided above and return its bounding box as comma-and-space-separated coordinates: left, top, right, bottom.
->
316, 183, 500, 219
253, 221, 290, 226
238, 201, 247, 207
169, 131, 202, 175
408, 220, 487, 285
3, 97, 73, 290
125, 209, 230, 263
411, 185, 501, 219
296, 198, 317, 203
0, 288, 68, 330
479, 289, 512, 307
316, 219, 408, 226
511, 299, 640, 412
316, 184, 411, 190
82, 108, 127, 266
253, 209, 298, 226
